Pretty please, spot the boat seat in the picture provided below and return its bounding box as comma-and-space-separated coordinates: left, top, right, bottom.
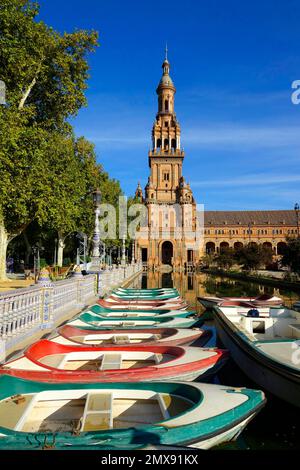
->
112, 335, 130, 344
81, 392, 113, 432
100, 353, 122, 370
156, 393, 171, 420
240, 316, 274, 337
120, 321, 136, 327
153, 353, 163, 364
152, 334, 161, 340
288, 324, 300, 339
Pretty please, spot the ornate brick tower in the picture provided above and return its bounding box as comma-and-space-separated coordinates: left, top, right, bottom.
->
136, 49, 200, 271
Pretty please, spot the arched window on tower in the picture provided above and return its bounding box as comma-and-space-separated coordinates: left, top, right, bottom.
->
165, 100, 169, 111
164, 138, 169, 150
171, 139, 176, 151
156, 139, 162, 150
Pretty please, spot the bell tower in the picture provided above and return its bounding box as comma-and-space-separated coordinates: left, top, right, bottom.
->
136, 48, 200, 271
145, 47, 184, 203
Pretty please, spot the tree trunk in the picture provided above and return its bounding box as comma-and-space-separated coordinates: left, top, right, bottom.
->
0, 222, 9, 281
18, 63, 41, 110
57, 233, 65, 268
23, 232, 32, 267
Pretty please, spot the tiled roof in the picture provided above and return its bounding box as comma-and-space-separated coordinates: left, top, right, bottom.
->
203, 210, 298, 226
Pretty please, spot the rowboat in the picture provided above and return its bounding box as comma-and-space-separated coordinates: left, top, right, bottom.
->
0, 340, 229, 382
112, 288, 179, 297
198, 294, 283, 310
84, 304, 195, 319
116, 288, 179, 295
52, 325, 211, 347
102, 295, 188, 310
111, 290, 180, 301
214, 303, 300, 407
99, 298, 189, 310
68, 313, 199, 330
0, 376, 266, 450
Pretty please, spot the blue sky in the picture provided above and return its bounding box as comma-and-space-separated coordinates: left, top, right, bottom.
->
38, 0, 300, 210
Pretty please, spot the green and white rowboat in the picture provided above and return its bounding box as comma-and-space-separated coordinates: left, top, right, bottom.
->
0, 375, 266, 450
84, 304, 195, 319
68, 312, 199, 330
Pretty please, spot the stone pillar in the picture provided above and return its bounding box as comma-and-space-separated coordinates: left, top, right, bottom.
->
38, 268, 54, 329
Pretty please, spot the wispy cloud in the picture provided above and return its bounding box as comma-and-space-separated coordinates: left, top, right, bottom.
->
87, 136, 148, 145
184, 124, 300, 149
181, 88, 290, 107
191, 173, 300, 187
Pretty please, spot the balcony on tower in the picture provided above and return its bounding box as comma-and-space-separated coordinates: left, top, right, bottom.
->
148, 148, 185, 157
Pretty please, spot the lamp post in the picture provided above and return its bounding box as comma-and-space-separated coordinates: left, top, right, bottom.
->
32, 245, 40, 283
131, 241, 135, 265
91, 188, 101, 267
121, 235, 126, 266
54, 238, 57, 266
295, 203, 300, 238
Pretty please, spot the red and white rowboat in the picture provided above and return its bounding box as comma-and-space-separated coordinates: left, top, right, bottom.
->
51, 325, 211, 347
102, 296, 189, 310
0, 340, 229, 383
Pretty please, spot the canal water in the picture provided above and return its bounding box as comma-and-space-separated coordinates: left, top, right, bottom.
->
131, 271, 300, 450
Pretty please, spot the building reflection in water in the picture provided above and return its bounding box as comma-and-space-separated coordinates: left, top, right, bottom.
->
134, 271, 299, 312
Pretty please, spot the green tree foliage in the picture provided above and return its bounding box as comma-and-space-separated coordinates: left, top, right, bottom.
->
0, 0, 122, 277
214, 247, 236, 269
281, 237, 300, 275
0, 0, 98, 125
235, 244, 273, 271
204, 244, 274, 272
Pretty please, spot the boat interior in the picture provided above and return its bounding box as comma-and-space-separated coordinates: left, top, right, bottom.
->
29, 350, 175, 371
86, 310, 163, 318
83, 319, 158, 327
0, 389, 194, 433
220, 306, 300, 341
68, 332, 164, 345
56, 327, 177, 346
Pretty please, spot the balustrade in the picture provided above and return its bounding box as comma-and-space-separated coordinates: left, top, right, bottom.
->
0, 263, 142, 356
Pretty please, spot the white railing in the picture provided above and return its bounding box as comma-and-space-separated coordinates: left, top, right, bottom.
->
0, 286, 42, 341
52, 278, 81, 320
0, 263, 142, 358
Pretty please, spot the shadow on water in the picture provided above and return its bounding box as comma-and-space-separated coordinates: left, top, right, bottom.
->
136, 271, 300, 450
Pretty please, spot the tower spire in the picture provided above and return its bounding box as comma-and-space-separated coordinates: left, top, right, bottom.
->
165, 43, 168, 61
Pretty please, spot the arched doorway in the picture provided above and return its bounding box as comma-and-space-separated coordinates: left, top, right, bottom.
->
220, 242, 230, 253
249, 242, 258, 248
277, 242, 287, 255
161, 241, 173, 265
263, 242, 272, 249
206, 242, 215, 254
234, 242, 243, 251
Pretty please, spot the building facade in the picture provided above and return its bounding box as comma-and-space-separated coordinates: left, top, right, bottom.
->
204, 210, 298, 255
135, 53, 298, 269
